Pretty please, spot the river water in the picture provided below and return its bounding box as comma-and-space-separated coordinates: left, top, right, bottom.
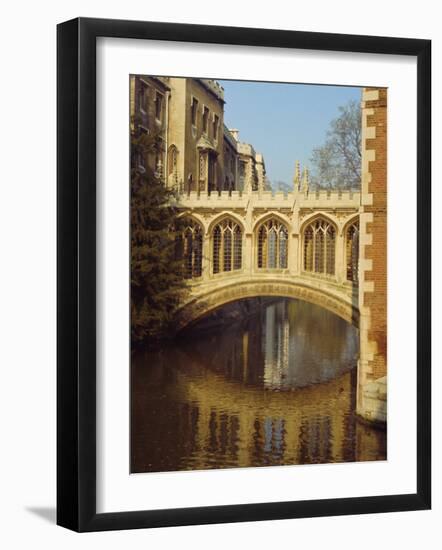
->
131, 298, 386, 473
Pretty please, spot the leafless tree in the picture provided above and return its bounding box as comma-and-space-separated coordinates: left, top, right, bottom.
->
310, 99, 361, 191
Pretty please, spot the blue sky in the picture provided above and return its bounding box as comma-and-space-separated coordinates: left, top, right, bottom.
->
219, 80, 361, 187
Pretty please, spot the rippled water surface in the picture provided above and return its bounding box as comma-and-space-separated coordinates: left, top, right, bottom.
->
131, 298, 386, 473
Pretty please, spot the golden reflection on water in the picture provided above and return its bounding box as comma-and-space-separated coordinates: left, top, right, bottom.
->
131, 299, 386, 473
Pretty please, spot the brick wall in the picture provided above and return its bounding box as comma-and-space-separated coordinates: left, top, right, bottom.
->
363, 88, 387, 380
359, 88, 388, 393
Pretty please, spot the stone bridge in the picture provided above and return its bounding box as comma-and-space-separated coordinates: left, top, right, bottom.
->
170, 88, 387, 425
175, 186, 361, 329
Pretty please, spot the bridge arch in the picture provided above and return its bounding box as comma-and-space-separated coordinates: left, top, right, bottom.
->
176, 277, 359, 332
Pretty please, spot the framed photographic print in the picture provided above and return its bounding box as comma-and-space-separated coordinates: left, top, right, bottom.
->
57, 17, 431, 531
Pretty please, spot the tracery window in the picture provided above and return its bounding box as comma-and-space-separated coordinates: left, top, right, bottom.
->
176, 219, 203, 279
257, 219, 288, 269
212, 218, 242, 274
346, 220, 359, 282
303, 218, 336, 276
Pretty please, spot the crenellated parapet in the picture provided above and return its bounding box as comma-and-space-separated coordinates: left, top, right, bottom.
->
199, 79, 225, 102
177, 188, 360, 211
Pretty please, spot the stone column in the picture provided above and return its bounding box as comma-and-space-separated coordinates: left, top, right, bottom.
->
289, 204, 299, 275
289, 234, 298, 275
336, 231, 346, 283
244, 194, 253, 275
202, 230, 211, 281
244, 233, 253, 275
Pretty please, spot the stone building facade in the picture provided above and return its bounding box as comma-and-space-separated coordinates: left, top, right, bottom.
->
129, 75, 170, 176
169, 78, 225, 192
130, 76, 266, 193
223, 126, 239, 191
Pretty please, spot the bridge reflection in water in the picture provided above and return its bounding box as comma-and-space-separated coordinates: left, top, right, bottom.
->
131, 298, 386, 473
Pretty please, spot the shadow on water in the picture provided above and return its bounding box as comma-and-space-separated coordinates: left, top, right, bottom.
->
131, 297, 386, 473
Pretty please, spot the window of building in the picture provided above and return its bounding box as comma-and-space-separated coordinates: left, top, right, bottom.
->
303, 218, 336, 276
212, 218, 242, 274
213, 114, 219, 141
155, 92, 163, 121
168, 145, 179, 184
138, 81, 148, 112
198, 152, 206, 188
257, 219, 288, 269
202, 106, 209, 134
176, 219, 203, 279
239, 161, 246, 189
346, 220, 359, 282
191, 97, 198, 126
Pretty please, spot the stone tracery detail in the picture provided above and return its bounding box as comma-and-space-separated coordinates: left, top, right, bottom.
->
176, 218, 203, 279
257, 218, 288, 269
212, 218, 242, 274
346, 220, 359, 282
303, 218, 336, 276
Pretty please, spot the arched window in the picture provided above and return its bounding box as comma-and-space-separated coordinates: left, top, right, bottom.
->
303, 218, 336, 276
168, 144, 178, 185
346, 220, 359, 282
176, 219, 203, 279
212, 218, 242, 274
257, 218, 288, 269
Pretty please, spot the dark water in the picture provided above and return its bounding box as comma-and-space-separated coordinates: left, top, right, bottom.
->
131, 298, 386, 473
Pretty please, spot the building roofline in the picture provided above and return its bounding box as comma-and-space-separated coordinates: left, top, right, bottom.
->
197, 79, 225, 103
137, 75, 171, 92
223, 125, 237, 148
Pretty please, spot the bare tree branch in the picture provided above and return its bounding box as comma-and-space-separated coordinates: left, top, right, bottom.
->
309, 99, 361, 191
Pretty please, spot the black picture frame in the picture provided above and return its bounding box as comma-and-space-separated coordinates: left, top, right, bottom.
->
57, 17, 431, 532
